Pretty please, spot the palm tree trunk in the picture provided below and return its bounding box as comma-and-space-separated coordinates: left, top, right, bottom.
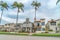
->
16, 8, 19, 25
35, 7, 37, 21
34, 7, 37, 32
0, 9, 3, 24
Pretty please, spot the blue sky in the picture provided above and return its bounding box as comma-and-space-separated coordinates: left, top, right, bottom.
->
0, 0, 60, 24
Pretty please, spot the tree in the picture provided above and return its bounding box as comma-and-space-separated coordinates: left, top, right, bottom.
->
0, 1, 9, 24
56, 0, 60, 5
12, 2, 24, 25
31, 0, 41, 21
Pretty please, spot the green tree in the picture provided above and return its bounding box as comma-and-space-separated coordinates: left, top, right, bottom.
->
56, 0, 60, 4
0, 1, 8, 24
12, 2, 24, 25
31, 0, 41, 21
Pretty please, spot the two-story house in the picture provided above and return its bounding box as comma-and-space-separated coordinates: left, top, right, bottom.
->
22, 18, 33, 32
0, 25, 4, 31
4, 23, 15, 32
47, 19, 57, 33
14, 23, 23, 32
56, 19, 60, 33
34, 19, 45, 33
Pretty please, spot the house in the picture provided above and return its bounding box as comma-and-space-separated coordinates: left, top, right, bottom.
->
22, 18, 33, 32
4, 23, 15, 32
14, 23, 23, 32
56, 19, 60, 33
34, 19, 45, 33
47, 19, 57, 33
4, 23, 23, 32
0, 25, 4, 31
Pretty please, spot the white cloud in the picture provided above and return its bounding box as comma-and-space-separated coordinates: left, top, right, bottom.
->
1, 9, 34, 23
6, 9, 35, 17
2, 16, 25, 23
0, 0, 60, 24
47, 0, 57, 9
2, 0, 31, 4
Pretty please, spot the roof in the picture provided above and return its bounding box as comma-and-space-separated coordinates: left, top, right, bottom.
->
48, 20, 56, 22
23, 21, 32, 24
34, 20, 41, 22
5, 23, 15, 25
56, 19, 60, 21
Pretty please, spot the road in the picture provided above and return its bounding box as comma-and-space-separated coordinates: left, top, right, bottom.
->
0, 35, 60, 40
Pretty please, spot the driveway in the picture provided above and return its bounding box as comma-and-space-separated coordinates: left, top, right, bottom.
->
0, 35, 60, 40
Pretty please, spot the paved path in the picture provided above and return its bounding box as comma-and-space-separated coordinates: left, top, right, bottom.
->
0, 35, 60, 40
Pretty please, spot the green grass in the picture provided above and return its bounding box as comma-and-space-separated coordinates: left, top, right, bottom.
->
0, 32, 28, 36
32, 33, 60, 37
0, 32, 60, 37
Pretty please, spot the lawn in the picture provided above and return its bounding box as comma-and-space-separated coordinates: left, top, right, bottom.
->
0, 32, 28, 36
0, 32, 60, 37
32, 33, 60, 37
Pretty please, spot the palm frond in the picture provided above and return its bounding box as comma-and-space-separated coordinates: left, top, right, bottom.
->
56, 0, 60, 5
18, 3, 24, 8
21, 8, 24, 12
12, 2, 24, 12
3, 2, 9, 10
31, 1, 41, 9
0, 1, 9, 10
12, 2, 18, 8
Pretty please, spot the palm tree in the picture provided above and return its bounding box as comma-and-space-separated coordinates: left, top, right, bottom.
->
31, 0, 41, 21
56, 0, 60, 5
12, 2, 24, 25
0, 1, 8, 24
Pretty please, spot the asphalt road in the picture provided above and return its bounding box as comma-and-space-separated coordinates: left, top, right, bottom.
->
0, 35, 60, 40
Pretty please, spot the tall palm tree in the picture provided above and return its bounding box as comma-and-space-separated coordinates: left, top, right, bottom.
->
56, 0, 60, 5
12, 2, 24, 25
31, 0, 41, 21
0, 1, 8, 24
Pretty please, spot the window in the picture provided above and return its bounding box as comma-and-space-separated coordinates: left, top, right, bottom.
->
37, 23, 40, 26
42, 28, 45, 31
41, 22, 45, 26
17, 25, 20, 26
50, 22, 56, 26
56, 27, 57, 31
37, 28, 41, 31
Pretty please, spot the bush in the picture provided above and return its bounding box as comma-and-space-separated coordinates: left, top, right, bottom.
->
49, 30, 53, 31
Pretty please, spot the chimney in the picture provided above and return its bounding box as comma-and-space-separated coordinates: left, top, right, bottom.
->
26, 18, 29, 22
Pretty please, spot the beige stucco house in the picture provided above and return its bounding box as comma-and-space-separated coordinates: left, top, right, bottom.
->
22, 18, 33, 33
4, 23, 15, 32
46, 19, 60, 33
34, 19, 45, 33
46, 19, 57, 33
56, 19, 60, 33
0, 25, 4, 31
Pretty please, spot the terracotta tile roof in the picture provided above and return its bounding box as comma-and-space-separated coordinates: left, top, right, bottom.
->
56, 19, 60, 21
34, 20, 41, 22
34, 18, 45, 22
48, 20, 56, 22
